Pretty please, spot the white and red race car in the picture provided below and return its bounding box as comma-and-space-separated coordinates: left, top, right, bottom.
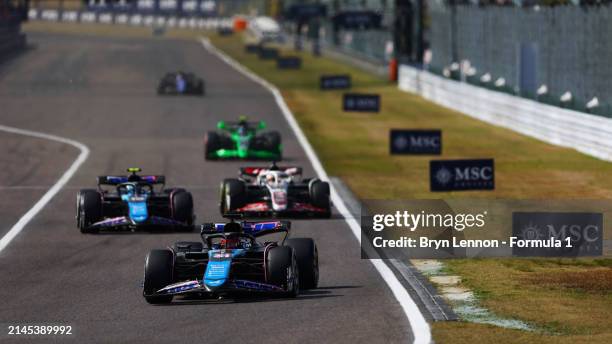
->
220, 163, 331, 218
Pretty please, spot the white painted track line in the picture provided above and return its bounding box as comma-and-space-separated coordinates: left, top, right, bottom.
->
0, 124, 90, 253
200, 37, 432, 344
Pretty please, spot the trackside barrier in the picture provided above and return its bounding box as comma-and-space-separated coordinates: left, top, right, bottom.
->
28, 9, 233, 31
398, 64, 612, 162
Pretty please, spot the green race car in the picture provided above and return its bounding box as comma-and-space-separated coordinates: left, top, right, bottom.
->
204, 117, 282, 160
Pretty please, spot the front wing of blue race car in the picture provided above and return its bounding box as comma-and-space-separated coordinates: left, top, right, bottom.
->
89, 215, 191, 231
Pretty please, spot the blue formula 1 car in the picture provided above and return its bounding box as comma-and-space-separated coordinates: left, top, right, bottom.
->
157, 71, 205, 96
76, 168, 195, 233
142, 220, 319, 304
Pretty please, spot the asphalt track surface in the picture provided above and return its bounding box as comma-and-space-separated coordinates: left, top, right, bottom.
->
0, 32, 413, 343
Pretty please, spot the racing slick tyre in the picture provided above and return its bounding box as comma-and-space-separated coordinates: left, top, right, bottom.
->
157, 82, 173, 95
262, 131, 282, 159
204, 131, 221, 160
171, 191, 194, 229
76, 189, 102, 234
284, 238, 319, 289
221, 179, 246, 215
266, 246, 299, 298
310, 181, 331, 218
143, 249, 174, 304
196, 80, 205, 95
264, 131, 281, 149
164, 188, 186, 195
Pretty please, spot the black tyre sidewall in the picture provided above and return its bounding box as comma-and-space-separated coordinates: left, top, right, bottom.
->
284, 238, 319, 289
171, 191, 194, 226
222, 179, 246, 214
77, 189, 102, 233
205, 131, 220, 159
310, 181, 331, 211
143, 249, 174, 304
266, 246, 299, 297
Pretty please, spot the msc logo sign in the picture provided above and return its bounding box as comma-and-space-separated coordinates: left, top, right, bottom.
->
390, 129, 441, 155
277, 56, 302, 70
512, 212, 603, 257
430, 159, 495, 191
342, 94, 380, 112
320, 75, 351, 90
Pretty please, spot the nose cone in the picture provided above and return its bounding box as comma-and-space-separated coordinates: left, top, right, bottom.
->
128, 202, 148, 223
271, 191, 288, 211
204, 257, 232, 290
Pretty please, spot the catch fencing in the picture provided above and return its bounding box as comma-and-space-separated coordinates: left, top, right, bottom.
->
429, 4, 612, 117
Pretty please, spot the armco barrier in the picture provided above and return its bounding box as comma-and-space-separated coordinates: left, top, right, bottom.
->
398, 64, 612, 162
28, 8, 232, 31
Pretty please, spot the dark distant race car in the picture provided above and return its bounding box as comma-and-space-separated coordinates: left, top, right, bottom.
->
157, 71, 205, 95
142, 220, 319, 304
220, 163, 331, 218
76, 168, 194, 233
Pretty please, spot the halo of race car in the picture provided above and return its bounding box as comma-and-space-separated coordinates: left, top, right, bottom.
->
74, 92, 329, 302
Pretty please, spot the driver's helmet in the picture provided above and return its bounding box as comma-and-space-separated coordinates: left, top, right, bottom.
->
219, 230, 242, 249
220, 233, 241, 249
237, 116, 249, 135
121, 184, 135, 196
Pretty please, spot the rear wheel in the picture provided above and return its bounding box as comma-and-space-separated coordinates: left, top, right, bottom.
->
197, 80, 205, 95
76, 189, 102, 234
171, 191, 194, 228
310, 181, 331, 218
266, 246, 299, 297
221, 179, 246, 215
285, 238, 319, 289
256, 131, 282, 159
143, 249, 174, 304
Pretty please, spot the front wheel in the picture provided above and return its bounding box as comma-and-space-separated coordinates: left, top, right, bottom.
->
266, 246, 299, 298
77, 189, 102, 234
143, 249, 174, 304
285, 238, 319, 290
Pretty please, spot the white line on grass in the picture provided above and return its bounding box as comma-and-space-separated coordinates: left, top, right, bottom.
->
199, 37, 432, 344
0, 125, 90, 253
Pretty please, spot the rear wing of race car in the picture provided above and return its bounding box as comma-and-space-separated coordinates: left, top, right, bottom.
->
96, 175, 166, 186
200, 221, 291, 237
239, 166, 303, 178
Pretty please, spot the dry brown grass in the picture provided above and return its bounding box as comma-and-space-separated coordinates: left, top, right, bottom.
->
525, 268, 612, 293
